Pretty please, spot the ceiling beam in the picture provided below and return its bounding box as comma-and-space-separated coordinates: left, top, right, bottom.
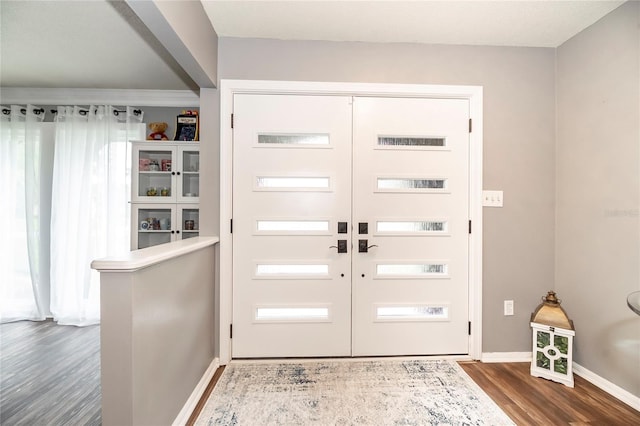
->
125, 0, 218, 89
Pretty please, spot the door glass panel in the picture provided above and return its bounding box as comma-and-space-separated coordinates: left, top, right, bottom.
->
378, 136, 445, 147
377, 178, 446, 190
181, 208, 199, 239
255, 264, 329, 278
257, 220, 329, 233
255, 307, 330, 321
258, 134, 330, 146
256, 176, 330, 189
137, 150, 172, 198
182, 150, 199, 198
375, 306, 449, 321
376, 220, 447, 233
376, 263, 448, 277
136, 208, 172, 249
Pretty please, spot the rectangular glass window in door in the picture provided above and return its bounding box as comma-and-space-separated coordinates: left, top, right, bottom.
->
182, 149, 199, 199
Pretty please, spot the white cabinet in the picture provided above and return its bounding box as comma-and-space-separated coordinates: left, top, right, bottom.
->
132, 141, 200, 204
131, 204, 200, 250
130, 140, 200, 250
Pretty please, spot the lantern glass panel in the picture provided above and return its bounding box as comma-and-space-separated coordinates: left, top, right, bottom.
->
554, 335, 569, 355
537, 330, 550, 348
536, 352, 551, 370
554, 357, 568, 374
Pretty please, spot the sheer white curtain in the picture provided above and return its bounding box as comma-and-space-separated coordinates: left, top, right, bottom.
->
50, 106, 143, 325
0, 105, 47, 322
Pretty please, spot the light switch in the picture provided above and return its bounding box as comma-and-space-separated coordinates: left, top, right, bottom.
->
504, 300, 514, 316
483, 190, 504, 207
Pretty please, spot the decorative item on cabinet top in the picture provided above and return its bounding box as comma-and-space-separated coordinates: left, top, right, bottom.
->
174, 110, 199, 141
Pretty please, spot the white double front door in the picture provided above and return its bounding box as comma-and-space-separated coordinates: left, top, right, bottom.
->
232, 94, 470, 358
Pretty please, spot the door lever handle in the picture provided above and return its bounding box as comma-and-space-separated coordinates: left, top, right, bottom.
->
330, 240, 348, 253
358, 239, 378, 253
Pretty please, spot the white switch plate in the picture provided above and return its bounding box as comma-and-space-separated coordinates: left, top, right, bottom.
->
504, 300, 514, 316
483, 190, 504, 207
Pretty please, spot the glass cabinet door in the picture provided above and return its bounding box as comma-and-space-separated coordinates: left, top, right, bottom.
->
133, 145, 177, 202
133, 205, 175, 249
178, 205, 199, 240
178, 148, 199, 203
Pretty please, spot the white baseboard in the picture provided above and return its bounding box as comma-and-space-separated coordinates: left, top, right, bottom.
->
481, 352, 532, 363
573, 362, 640, 411
173, 357, 220, 426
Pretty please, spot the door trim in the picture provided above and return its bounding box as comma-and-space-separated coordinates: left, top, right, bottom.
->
219, 80, 484, 364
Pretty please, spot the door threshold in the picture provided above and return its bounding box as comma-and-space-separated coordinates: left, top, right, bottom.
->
230, 354, 474, 364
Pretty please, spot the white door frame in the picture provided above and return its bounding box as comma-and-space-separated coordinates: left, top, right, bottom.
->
219, 79, 483, 365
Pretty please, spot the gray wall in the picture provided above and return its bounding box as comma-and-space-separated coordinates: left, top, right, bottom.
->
556, 1, 640, 396
100, 242, 216, 425
212, 38, 557, 353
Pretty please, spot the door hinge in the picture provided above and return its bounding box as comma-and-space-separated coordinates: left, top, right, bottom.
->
231, 113, 234, 129
230, 219, 233, 233
468, 118, 472, 133
230, 324, 233, 339
468, 321, 472, 335
468, 220, 472, 234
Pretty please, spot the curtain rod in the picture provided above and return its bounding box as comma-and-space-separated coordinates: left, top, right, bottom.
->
49, 108, 143, 116
2, 106, 142, 117
1, 107, 45, 116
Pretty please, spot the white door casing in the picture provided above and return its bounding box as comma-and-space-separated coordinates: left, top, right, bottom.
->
220, 80, 483, 364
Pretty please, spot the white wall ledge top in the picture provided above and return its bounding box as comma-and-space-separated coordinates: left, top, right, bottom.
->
91, 236, 219, 272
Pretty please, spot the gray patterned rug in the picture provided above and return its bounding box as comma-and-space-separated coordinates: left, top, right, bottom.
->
195, 359, 515, 425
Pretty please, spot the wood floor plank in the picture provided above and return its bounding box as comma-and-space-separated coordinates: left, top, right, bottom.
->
460, 361, 640, 426
0, 320, 101, 426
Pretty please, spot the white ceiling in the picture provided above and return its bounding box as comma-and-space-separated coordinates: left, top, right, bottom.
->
202, 0, 625, 48
0, 0, 626, 90
0, 0, 197, 90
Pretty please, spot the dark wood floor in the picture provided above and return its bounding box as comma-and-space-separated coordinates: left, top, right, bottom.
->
460, 361, 640, 425
2, 321, 638, 425
0, 319, 101, 426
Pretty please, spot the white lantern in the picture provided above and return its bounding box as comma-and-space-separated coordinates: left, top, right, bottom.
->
530, 291, 575, 387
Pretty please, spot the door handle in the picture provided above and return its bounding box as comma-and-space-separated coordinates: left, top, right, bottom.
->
330, 240, 348, 253
358, 239, 378, 253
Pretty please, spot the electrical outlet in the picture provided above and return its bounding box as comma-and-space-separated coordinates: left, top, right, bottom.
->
483, 190, 504, 207
504, 300, 514, 316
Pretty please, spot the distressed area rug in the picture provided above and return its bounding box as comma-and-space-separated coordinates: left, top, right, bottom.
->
195, 359, 515, 425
